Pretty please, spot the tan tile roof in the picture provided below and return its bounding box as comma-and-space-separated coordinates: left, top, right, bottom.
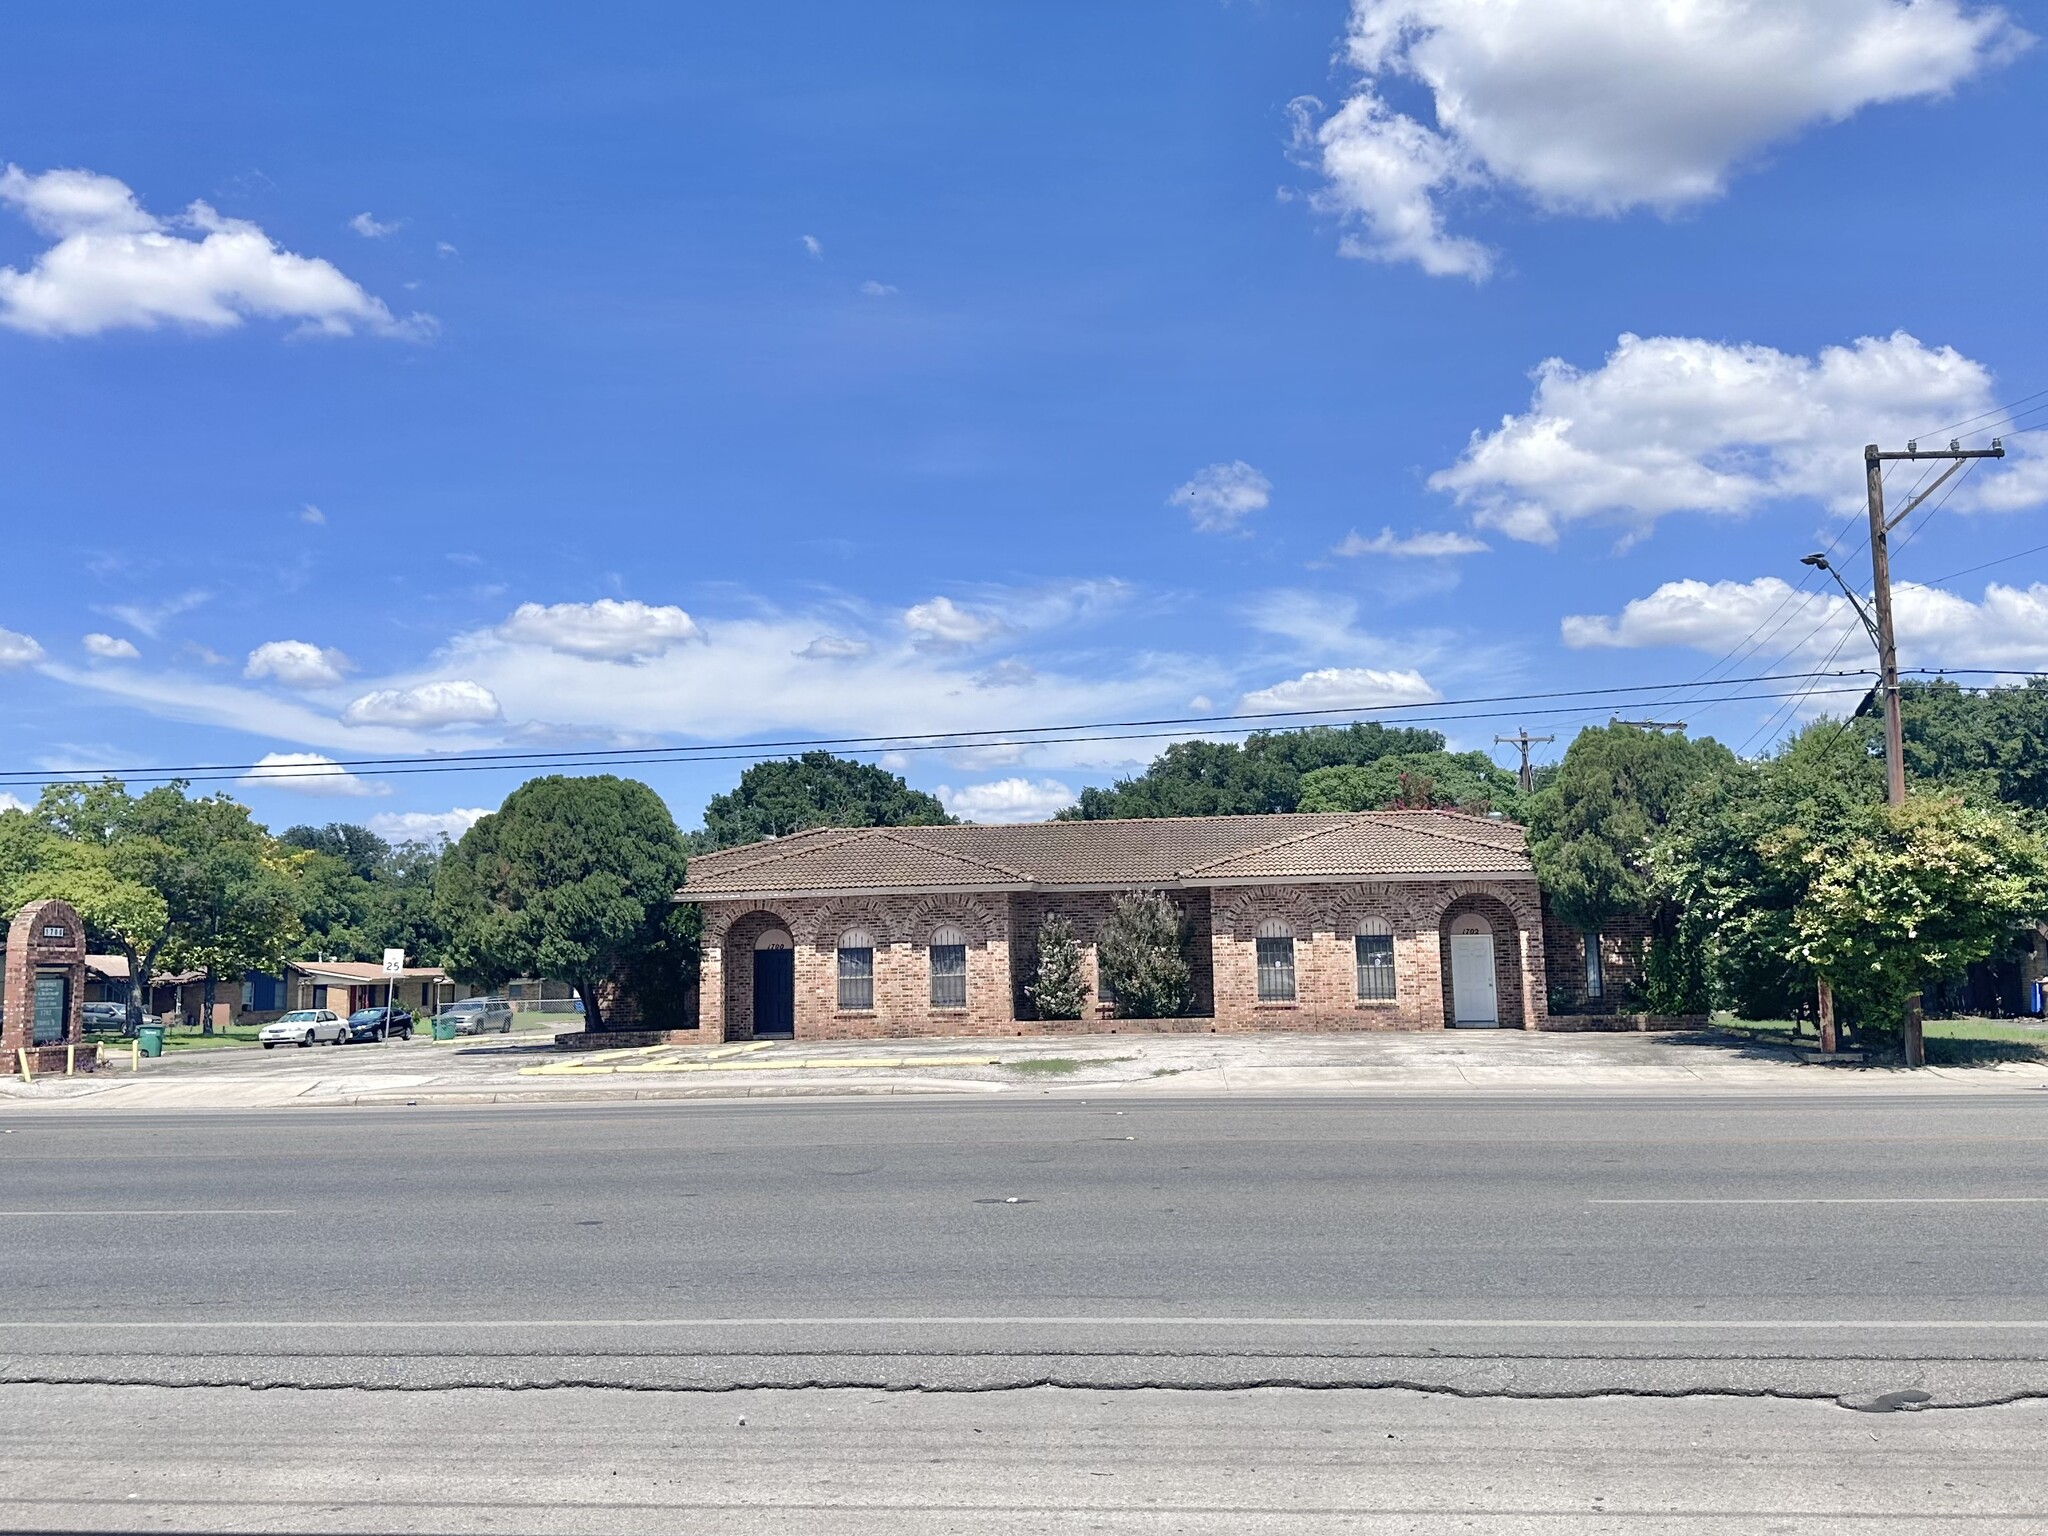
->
679, 810, 1531, 897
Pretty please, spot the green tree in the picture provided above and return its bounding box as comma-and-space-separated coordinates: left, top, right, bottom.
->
1025, 913, 1089, 1020
279, 823, 450, 963
1296, 751, 1523, 817
1526, 724, 1738, 935
436, 775, 691, 1027
1097, 892, 1193, 1019
1781, 795, 2047, 1037
699, 752, 953, 849
1897, 678, 2048, 811
1653, 718, 1885, 1021
29, 780, 302, 1026
1062, 723, 1445, 821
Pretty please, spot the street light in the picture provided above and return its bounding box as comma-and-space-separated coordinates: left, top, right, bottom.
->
1799, 552, 1881, 653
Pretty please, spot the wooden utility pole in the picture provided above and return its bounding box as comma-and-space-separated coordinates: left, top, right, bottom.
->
1494, 727, 1554, 795
1863, 438, 2005, 1066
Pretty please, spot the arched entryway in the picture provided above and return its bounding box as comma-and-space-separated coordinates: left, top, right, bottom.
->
1447, 912, 1497, 1026
1437, 894, 1527, 1029
752, 928, 795, 1037
720, 909, 796, 1040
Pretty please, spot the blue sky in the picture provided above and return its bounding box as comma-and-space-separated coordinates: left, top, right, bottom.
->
1, 0, 2043, 837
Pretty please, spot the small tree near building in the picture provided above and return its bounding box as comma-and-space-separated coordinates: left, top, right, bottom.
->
1026, 913, 1089, 1020
1097, 892, 1194, 1019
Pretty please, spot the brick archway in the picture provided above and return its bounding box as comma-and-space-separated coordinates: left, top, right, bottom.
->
720, 908, 794, 1041
1437, 891, 1527, 1029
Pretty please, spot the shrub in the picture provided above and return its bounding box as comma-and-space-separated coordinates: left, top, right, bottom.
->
1097, 892, 1194, 1019
1026, 913, 1089, 1020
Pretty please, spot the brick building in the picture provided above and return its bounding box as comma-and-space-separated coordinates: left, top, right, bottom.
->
681, 810, 1587, 1041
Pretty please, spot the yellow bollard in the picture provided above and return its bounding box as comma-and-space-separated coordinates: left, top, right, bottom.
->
15, 1048, 30, 1084
131, 1040, 140, 1072
65, 1044, 75, 1076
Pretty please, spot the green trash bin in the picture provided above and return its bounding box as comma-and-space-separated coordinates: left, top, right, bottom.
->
137, 1025, 165, 1058
432, 1020, 457, 1042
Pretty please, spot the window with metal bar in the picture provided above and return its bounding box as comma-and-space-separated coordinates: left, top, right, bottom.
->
837, 929, 875, 1011
929, 924, 967, 1009
1356, 919, 1395, 1001
1584, 932, 1603, 1000
1255, 919, 1296, 1003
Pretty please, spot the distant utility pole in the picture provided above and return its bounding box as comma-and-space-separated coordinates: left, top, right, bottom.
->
1857, 437, 2004, 1066
1494, 727, 1554, 795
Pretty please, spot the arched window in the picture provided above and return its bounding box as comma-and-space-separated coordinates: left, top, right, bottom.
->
1584, 930, 1604, 1000
1355, 917, 1395, 1001
1255, 918, 1296, 1003
929, 923, 968, 1009
837, 928, 875, 1011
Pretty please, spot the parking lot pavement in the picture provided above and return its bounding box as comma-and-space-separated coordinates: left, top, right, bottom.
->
5, 1024, 2047, 1111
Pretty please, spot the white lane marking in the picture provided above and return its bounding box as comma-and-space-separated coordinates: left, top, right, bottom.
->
0, 1209, 295, 1217
1592, 1197, 2048, 1205
4, 1316, 2048, 1330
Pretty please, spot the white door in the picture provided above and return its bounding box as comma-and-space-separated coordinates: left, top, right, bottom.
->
1449, 933, 1499, 1026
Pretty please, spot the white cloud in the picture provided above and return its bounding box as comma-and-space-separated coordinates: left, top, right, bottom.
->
82, 632, 139, 660
348, 212, 400, 238
435, 241, 458, 258
1171, 460, 1270, 534
860, 279, 898, 296
797, 634, 871, 660
245, 639, 352, 688
801, 234, 823, 259
239, 751, 387, 798
973, 658, 1037, 689
342, 679, 502, 728
101, 589, 208, 639
938, 777, 1076, 823
1298, 0, 2027, 277
497, 599, 702, 661
299, 503, 326, 526
0, 627, 45, 668
1565, 574, 2048, 673
366, 806, 490, 844
0, 164, 432, 339
904, 596, 1006, 650
1238, 666, 1441, 715
1334, 526, 1488, 558
0, 792, 28, 813
1432, 331, 2044, 545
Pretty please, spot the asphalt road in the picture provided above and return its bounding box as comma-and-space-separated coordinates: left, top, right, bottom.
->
6, 1094, 2048, 1533
4, 1094, 2047, 1398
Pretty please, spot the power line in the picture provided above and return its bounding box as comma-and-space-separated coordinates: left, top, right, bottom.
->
6, 678, 1882, 792
0, 667, 1875, 788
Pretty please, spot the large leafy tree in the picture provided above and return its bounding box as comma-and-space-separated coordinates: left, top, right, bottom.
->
1295, 751, 1523, 817
699, 752, 952, 849
436, 775, 691, 1027
279, 823, 450, 963
1654, 722, 1884, 1020
26, 780, 303, 1023
1781, 795, 2046, 1034
1526, 724, 1738, 935
1897, 678, 2048, 812
1062, 723, 1445, 821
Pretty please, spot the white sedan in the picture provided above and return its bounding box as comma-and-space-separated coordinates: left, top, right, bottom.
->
259, 1009, 347, 1048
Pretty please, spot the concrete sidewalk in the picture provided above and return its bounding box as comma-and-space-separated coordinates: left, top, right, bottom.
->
4, 1026, 2046, 1111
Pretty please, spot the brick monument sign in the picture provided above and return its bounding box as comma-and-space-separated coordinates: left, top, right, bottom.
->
1, 898, 91, 1075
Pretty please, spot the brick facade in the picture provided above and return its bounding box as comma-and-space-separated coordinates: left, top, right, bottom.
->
1539, 902, 1655, 1016
697, 876, 1550, 1042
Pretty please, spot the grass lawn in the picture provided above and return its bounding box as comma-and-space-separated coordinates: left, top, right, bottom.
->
1712, 1011, 2048, 1065
82, 1026, 266, 1054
